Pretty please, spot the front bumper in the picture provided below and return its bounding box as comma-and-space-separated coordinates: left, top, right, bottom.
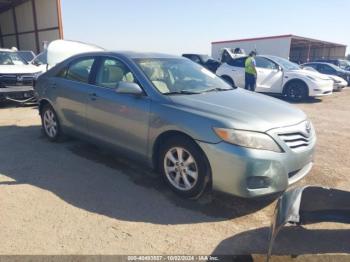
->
308, 80, 333, 97
197, 124, 316, 198
333, 81, 348, 91
0, 86, 35, 102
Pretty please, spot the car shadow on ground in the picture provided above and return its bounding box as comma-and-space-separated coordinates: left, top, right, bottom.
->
0, 101, 37, 109
212, 226, 350, 256
0, 125, 275, 225
269, 95, 323, 104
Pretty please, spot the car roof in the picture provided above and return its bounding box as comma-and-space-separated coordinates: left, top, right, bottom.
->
111, 51, 182, 59
305, 61, 339, 67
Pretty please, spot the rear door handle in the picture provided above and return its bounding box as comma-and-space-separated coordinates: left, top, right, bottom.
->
51, 83, 57, 89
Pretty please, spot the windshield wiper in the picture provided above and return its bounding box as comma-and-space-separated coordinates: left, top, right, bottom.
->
202, 87, 235, 93
164, 90, 203, 95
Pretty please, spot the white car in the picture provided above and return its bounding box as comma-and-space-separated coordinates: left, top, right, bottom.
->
302, 66, 348, 91
0, 48, 42, 103
216, 55, 333, 101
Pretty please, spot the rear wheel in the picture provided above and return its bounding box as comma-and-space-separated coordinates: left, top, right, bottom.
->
159, 136, 210, 198
284, 81, 308, 101
41, 104, 62, 142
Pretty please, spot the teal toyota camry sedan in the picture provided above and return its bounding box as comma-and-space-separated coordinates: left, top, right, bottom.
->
35, 51, 316, 199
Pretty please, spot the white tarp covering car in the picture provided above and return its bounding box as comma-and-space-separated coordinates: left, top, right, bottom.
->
31, 39, 105, 73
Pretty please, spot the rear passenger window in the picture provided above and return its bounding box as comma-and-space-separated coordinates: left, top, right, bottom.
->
228, 57, 246, 67
66, 58, 95, 83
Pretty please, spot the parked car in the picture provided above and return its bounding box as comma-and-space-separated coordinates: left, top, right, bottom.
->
302, 62, 350, 83
301, 66, 347, 91
216, 55, 333, 101
35, 46, 316, 199
16, 50, 36, 63
314, 59, 350, 71
182, 54, 221, 72
0, 48, 42, 103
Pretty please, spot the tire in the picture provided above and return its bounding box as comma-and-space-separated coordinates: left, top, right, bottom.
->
41, 104, 62, 142
284, 81, 308, 101
221, 75, 235, 87
158, 136, 211, 198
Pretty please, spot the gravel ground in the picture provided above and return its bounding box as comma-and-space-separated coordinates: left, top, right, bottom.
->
0, 89, 349, 258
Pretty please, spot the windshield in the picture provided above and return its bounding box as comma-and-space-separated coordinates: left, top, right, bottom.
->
339, 60, 350, 70
303, 66, 318, 72
134, 58, 232, 94
17, 51, 35, 62
0, 52, 27, 65
199, 55, 211, 63
32, 52, 47, 65
268, 56, 300, 70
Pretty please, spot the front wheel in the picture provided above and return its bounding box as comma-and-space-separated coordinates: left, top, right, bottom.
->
284, 81, 308, 101
159, 136, 210, 198
41, 104, 62, 142
221, 76, 235, 87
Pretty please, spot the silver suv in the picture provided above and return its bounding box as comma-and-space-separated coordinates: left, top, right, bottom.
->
35, 52, 316, 199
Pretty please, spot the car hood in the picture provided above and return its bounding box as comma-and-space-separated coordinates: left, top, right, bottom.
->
291, 69, 331, 80
326, 74, 347, 83
169, 88, 306, 132
0, 64, 42, 74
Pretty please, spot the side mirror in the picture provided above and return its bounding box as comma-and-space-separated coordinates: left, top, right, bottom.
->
116, 81, 143, 95
277, 65, 283, 71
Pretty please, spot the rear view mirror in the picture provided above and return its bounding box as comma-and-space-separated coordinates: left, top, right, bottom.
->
116, 82, 143, 95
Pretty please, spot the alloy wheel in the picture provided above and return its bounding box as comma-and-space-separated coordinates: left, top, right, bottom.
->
43, 109, 58, 138
163, 147, 198, 191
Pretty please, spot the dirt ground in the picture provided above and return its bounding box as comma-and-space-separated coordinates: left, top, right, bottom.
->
0, 89, 349, 258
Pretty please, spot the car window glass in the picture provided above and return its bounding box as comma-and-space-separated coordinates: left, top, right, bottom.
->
221, 50, 232, 64
56, 67, 67, 78
228, 57, 246, 67
190, 55, 201, 64
255, 57, 277, 69
135, 58, 232, 94
66, 58, 95, 83
318, 64, 335, 74
305, 64, 317, 69
95, 58, 136, 89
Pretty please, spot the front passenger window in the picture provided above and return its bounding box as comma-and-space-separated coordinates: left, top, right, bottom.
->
255, 57, 278, 70
66, 58, 95, 83
95, 58, 136, 89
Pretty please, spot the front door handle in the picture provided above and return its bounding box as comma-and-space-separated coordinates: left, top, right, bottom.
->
89, 92, 98, 101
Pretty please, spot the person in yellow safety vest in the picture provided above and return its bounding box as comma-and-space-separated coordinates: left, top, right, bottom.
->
245, 51, 257, 91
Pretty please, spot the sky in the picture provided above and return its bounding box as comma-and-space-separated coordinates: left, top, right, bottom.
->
61, 0, 350, 56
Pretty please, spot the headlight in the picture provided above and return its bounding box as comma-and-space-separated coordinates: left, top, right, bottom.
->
214, 128, 282, 152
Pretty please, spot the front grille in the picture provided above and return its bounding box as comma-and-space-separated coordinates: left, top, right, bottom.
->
279, 132, 311, 149
0, 74, 34, 87
276, 121, 315, 151
288, 169, 301, 179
